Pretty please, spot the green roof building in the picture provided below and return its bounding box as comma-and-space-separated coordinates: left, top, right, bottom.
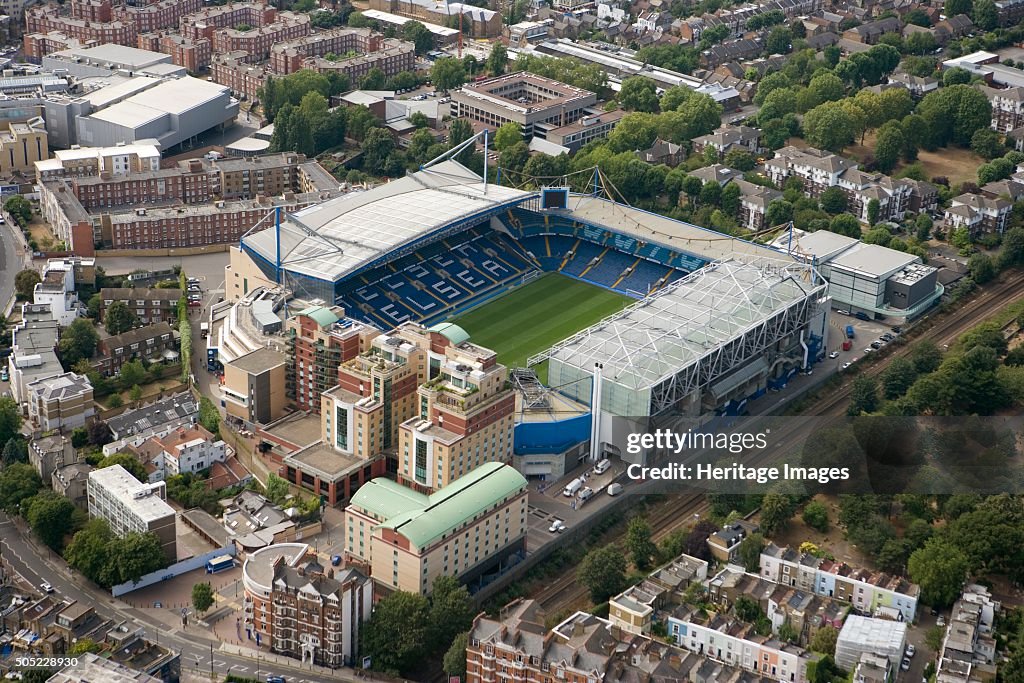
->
345, 462, 528, 595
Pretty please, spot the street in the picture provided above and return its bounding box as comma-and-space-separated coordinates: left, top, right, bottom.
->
0, 212, 28, 316
0, 512, 365, 683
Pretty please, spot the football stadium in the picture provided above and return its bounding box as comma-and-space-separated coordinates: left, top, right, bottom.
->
235, 158, 829, 459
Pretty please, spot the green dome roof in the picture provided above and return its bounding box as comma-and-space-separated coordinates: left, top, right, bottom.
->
297, 306, 339, 329
427, 322, 470, 346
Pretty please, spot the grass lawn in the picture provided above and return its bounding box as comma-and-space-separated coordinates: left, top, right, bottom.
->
450, 273, 631, 368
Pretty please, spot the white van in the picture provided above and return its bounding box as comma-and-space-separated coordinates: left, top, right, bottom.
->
578, 486, 595, 502
594, 458, 611, 475
607, 483, 623, 496
563, 478, 583, 497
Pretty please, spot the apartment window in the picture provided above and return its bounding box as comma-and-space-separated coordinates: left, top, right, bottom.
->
336, 405, 348, 450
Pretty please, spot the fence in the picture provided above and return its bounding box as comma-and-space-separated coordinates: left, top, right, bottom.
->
111, 545, 237, 597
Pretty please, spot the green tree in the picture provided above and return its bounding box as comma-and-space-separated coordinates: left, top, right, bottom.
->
819, 187, 847, 214
802, 500, 830, 532
972, 0, 998, 29
14, 269, 40, 300
363, 128, 397, 175
443, 631, 469, 678
347, 10, 371, 27
906, 31, 937, 55
103, 301, 139, 336
971, 128, 1005, 159
265, 473, 290, 505
915, 213, 933, 241
198, 396, 220, 437
676, 93, 722, 139
874, 122, 905, 174
486, 43, 508, 76
401, 20, 434, 54
766, 199, 794, 226
0, 463, 41, 513
765, 25, 793, 54
803, 72, 845, 111
867, 198, 881, 226
362, 591, 429, 674
829, 213, 861, 237
737, 533, 765, 572
911, 340, 942, 374
4, 195, 31, 226
723, 149, 755, 171
1, 437, 27, 466
25, 491, 75, 550
968, 253, 996, 283
345, 105, 377, 142
103, 532, 168, 587
760, 492, 797, 535
499, 141, 530, 173
118, 360, 146, 389
608, 112, 658, 152
847, 374, 879, 415
67, 639, 101, 656
58, 318, 100, 365
448, 118, 475, 164
721, 182, 742, 215
618, 76, 660, 112
917, 85, 992, 147
577, 544, 628, 603
97, 452, 147, 482
192, 582, 215, 614
803, 101, 855, 151
64, 518, 113, 585
0, 399, 23, 449
129, 384, 143, 404
908, 539, 970, 607
881, 357, 918, 399
626, 516, 657, 570
432, 57, 467, 91
493, 122, 522, 152
810, 625, 838, 655
428, 576, 475, 650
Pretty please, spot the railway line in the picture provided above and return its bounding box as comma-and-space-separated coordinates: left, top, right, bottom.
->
532, 270, 1024, 614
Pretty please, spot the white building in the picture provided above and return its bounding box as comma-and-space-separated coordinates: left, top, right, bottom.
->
87, 464, 177, 561
35, 142, 162, 181
32, 258, 92, 326
9, 304, 64, 406
834, 615, 907, 672
26, 372, 94, 432
144, 424, 226, 476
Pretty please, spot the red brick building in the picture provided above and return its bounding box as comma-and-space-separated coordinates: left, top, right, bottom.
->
137, 31, 212, 71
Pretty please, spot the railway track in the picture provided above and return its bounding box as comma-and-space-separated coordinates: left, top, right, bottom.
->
533, 270, 1024, 614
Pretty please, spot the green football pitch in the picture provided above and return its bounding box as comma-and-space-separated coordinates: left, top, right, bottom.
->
449, 273, 632, 369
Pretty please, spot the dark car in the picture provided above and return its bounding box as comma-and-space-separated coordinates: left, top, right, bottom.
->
855, 312, 871, 321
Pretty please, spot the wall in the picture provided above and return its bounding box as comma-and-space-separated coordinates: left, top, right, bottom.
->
97, 244, 230, 258
111, 544, 236, 596
513, 414, 590, 455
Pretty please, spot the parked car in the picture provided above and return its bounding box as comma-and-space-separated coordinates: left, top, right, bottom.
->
937, 616, 946, 627
828, 351, 839, 358
906, 644, 916, 658
836, 309, 850, 315
864, 347, 875, 354
331, 555, 341, 566
40, 582, 53, 593
891, 326, 902, 334
855, 312, 871, 321
842, 362, 853, 369
548, 520, 566, 533
901, 658, 911, 671
0, 369, 7, 382
607, 483, 623, 496
870, 341, 883, 349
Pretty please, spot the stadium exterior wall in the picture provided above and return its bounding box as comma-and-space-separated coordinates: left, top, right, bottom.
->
513, 414, 591, 455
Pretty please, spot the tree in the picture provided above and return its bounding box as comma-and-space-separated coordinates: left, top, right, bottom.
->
4, 195, 31, 226
847, 374, 879, 415
67, 639, 101, 656
819, 187, 847, 214
0, 398, 22, 449
577, 544, 627, 603
803, 101, 855, 152
118, 359, 146, 388
973, 0, 998, 30
499, 141, 530, 173
881, 357, 918, 399
737, 533, 765, 572
906, 31, 937, 55
129, 384, 143, 404
14, 269, 40, 300
828, 213, 861, 237
969, 253, 996, 284
911, 340, 942, 374
721, 182, 742, 214
58, 318, 99, 366
103, 532, 167, 587
443, 632, 468, 678
432, 57, 467, 91
723, 149, 755, 171
198, 396, 220, 437
0, 463, 41, 513
917, 85, 992, 148
803, 72, 845, 111
1, 437, 26, 466
802, 500, 830, 532
608, 112, 658, 152
362, 591, 429, 674
65, 518, 113, 585
25, 491, 75, 550
765, 25, 793, 54
760, 492, 797, 535
699, 181, 722, 207
493, 122, 522, 152
626, 517, 657, 570
363, 128, 397, 176
946, 0, 973, 16
810, 625, 838, 656
874, 122, 905, 174
866, 198, 880, 226
359, 67, 387, 90
401, 20, 433, 54
618, 76, 659, 112
486, 43, 508, 76
103, 301, 139, 336
908, 539, 970, 607
97, 452, 147, 482
429, 576, 475, 650
971, 128, 1005, 159
448, 118, 475, 164
265, 473, 290, 505
192, 582, 215, 614
766, 199, 794, 226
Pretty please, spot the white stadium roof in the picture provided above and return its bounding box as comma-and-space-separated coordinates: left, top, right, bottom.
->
242, 161, 531, 283
544, 257, 822, 393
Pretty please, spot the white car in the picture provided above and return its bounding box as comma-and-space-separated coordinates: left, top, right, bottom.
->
901, 658, 911, 671
548, 520, 566, 533
906, 644, 916, 658
40, 582, 53, 593
842, 362, 852, 369
829, 351, 839, 359
937, 616, 946, 627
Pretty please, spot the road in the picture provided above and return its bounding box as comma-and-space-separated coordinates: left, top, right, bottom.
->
0, 512, 365, 683
0, 212, 27, 316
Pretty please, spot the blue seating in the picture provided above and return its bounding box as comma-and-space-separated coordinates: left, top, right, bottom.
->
561, 241, 604, 277
583, 249, 635, 288
617, 259, 671, 296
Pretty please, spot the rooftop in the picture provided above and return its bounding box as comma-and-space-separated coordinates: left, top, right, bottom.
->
226, 346, 287, 375
47, 651, 161, 683
105, 391, 197, 438
27, 371, 92, 401
348, 462, 527, 550
241, 160, 529, 283
242, 542, 308, 591
88, 464, 175, 522
50, 43, 171, 69
282, 441, 366, 482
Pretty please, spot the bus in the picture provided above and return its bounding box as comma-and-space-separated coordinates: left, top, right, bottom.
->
205, 555, 234, 574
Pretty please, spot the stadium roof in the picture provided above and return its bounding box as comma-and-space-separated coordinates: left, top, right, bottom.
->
544, 257, 821, 392
241, 161, 531, 283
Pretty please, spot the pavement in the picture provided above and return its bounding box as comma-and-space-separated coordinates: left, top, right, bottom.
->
0, 511, 374, 682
